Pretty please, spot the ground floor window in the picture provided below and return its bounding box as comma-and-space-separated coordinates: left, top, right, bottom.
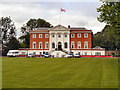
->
95, 52, 101, 55
64, 42, 67, 48
39, 42, 42, 49
84, 52, 87, 55
77, 42, 81, 49
45, 42, 48, 49
84, 42, 88, 49
39, 52, 42, 55
33, 42, 36, 49
52, 42, 55, 48
71, 42, 74, 49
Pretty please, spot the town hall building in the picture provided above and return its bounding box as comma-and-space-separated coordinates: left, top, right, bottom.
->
19, 25, 105, 57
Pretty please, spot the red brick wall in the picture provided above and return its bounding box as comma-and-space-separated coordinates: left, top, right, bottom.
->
30, 33, 49, 49
70, 31, 92, 49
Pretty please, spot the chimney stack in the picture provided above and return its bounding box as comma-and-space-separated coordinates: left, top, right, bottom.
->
68, 25, 70, 28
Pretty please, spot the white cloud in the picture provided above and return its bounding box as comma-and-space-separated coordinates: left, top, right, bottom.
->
0, 2, 105, 37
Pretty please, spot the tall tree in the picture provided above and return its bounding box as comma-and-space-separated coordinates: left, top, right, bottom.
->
0, 16, 16, 44
96, 1, 120, 50
0, 16, 20, 56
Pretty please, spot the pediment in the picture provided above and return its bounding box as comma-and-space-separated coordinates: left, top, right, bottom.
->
50, 25, 69, 31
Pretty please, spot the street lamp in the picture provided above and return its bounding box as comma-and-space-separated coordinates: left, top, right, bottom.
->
116, 48, 117, 57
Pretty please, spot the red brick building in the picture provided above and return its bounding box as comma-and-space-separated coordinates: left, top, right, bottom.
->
19, 25, 105, 57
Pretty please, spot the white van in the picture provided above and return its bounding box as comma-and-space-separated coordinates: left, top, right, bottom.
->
7, 50, 19, 57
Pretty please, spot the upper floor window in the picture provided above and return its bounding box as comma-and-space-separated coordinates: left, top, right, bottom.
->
77, 42, 81, 49
45, 34, 49, 38
84, 34, 88, 38
65, 34, 67, 37
58, 34, 61, 38
71, 42, 74, 49
33, 34, 36, 38
52, 34, 55, 37
45, 42, 49, 49
39, 34, 42, 38
84, 41, 88, 49
33, 42, 36, 49
78, 34, 81, 38
39, 42, 42, 49
71, 34, 74, 38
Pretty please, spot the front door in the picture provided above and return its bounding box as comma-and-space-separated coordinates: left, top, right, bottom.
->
58, 42, 62, 50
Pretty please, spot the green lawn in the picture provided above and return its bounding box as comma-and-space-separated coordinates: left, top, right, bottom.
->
2, 57, 118, 88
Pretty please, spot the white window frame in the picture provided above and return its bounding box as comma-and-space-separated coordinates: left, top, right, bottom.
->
78, 34, 81, 38
45, 34, 49, 38
71, 42, 74, 49
33, 34, 36, 38
39, 42, 42, 49
45, 42, 49, 49
71, 34, 74, 38
77, 42, 81, 49
84, 41, 88, 49
33, 42, 36, 49
39, 34, 42, 38
84, 34, 88, 38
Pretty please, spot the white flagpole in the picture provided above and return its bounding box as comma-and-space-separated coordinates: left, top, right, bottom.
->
60, 8, 61, 25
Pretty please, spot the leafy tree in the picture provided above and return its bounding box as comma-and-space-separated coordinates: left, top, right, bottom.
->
19, 18, 52, 48
96, 1, 120, 51
2, 36, 20, 56
0, 16, 19, 56
0, 16, 16, 44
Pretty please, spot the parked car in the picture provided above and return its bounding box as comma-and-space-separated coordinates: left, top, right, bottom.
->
27, 53, 35, 58
44, 53, 50, 58
74, 54, 80, 58
66, 53, 74, 58
7, 50, 19, 57
39, 55, 44, 57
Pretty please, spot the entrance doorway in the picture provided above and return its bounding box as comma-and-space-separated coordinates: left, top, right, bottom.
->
58, 42, 62, 50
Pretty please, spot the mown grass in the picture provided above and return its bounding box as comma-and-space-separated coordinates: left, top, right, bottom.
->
2, 57, 118, 88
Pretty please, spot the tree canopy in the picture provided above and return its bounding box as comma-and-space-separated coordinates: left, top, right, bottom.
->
19, 18, 52, 48
0, 16, 20, 56
94, 1, 120, 51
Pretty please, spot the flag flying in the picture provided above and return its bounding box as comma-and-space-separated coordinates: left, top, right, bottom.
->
61, 8, 66, 12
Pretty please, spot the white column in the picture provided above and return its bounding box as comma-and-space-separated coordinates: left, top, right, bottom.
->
49, 33, 52, 50
55, 33, 57, 48
62, 33, 64, 49
68, 33, 70, 51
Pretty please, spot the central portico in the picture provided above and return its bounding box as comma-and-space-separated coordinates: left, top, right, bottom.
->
49, 25, 70, 53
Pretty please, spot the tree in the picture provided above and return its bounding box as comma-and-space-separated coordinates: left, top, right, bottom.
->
2, 36, 20, 56
0, 16, 16, 43
96, 1, 120, 50
93, 25, 117, 50
0, 16, 18, 56
19, 18, 52, 48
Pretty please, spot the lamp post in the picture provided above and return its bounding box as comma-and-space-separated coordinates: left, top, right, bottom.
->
116, 48, 117, 57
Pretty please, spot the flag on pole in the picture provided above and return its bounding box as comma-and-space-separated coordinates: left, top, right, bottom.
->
61, 8, 66, 12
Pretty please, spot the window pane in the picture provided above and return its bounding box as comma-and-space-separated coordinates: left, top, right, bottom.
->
52, 42, 55, 48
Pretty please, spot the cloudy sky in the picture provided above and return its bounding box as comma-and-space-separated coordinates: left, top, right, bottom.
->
0, 0, 106, 37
